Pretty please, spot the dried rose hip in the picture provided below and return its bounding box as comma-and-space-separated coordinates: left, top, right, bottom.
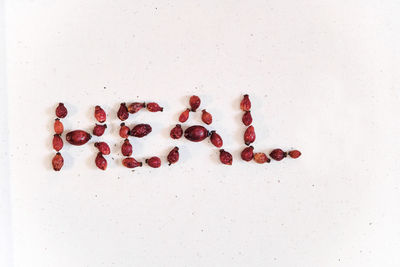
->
219, 149, 232, 165
254, 152, 270, 164
201, 109, 212, 125
119, 123, 130, 138
95, 152, 107, 170
52, 152, 64, 171
121, 139, 133, 156
189, 95, 201, 112
122, 157, 142, 168
130, 124, 152, 138
244, 125, 256, 146
167, 146, 179, 165
288, 150, 301, 159
179, 108, 190, 123
54, 118, 64, 134
94, 142, 110, 155
241, 146, 254, 161
240, 94, 251, 111
242, 111, 252, 126
146, 156, 161, 168
117, 103, 129, 121
55, 103, 68, 118
184, 125, 209, 142
269, 149, 287, 161
210, 130, 223, 148
94, 105, 106, 123
128, 102, 145, 114
66, 130, 92, 146
146, 102, 163, 112
52, 134, 63, 151
93, 124, 107, 136
170, 124, 183, 139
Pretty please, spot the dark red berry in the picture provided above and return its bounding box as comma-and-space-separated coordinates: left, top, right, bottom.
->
146, 156, 161, 168
54, 118, 63, 134
128, 102, 145, 114
240, 94, 251, 111
121, 139, 133, 156
210, 130, 223, 148
219, 149, 232, 165
244, 125, 256, 146
66, 130, 91, 146
167, 147, 179, 165
189, 95, 201, 112
55, 103, 68, 118
170, 124, 183, 139
95, 152, 107, 170
122, 157, 142, 168
201, 109, 212, 125
241, 146, 254, 161
52, 134, 63, 151
117, 103, 129, 121
184, 125, 209, 142
242, 111, 252, 126
93, 124, 107, 136
94, 105, 106, 123
52, 152, 64, 171
94, 142, 110, 155
288, 150, 301, 159
130, 124, 152, 138
254, 153, 270, 164
119, 123, 130, 138
179, 108, 190, 123
146, 102, 163, 112
269, 149, 287, 161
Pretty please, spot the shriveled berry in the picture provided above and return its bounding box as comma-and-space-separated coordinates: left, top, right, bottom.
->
210, 130, 223, 148
130, 124, 152, 138
289, 150, 301, 159
184, 125, 209, 142
95, 152, 107, 170
54, 118, 64, 134
93, 124, 107, 136
66, 130, 91, 146
128, 102, 145, 114
119, 123, 130, 138
94, 105, 106, 123
240, 94, 251, 111
170, 124, 183, 139
121, 139, 133, 156
244, 125, 256, 146
219, 149, 233, 165
242, 111, 252, 126
117, 103, 129, 121
254, 153, 270, 164
179, 108, 190, 123
52, 134, 63, 151
189, 95, 201, 112
94, 142, 110, 155
146, 102, 163, 112
122, 157, 142, 168
241, 146, 254, 161
167, 146, 179, 165
52, 152, 64, 171
55, 103, 68, 118
269, 149, 287, 161
146, 156, 161, 168
201, 109, 212, 125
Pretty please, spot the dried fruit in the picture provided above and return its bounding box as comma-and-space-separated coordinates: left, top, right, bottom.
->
210, 131, 223, 148
130, 124, 152, 138
241, 146, 254, 161
201, 109, 212, 125
179, 108, 190, 123
94, 142, 110, 155
66, 130, 91, 146
240, 94, 251, 111
269, 149, 287, 161
128, 102, 145, 114
52, 152, 64, 171
93, 124, 107, 136
146, 156, 161, 168
244, 125, 256, 146
95, 152, 107, 170
254, 153, 270, 164
54, 118, 64, 134
170, 124, 183, 139
121, 139, 133, 156
94, 105, 106, 123
219, 149, 233, 165
184, 125, 209, 142
288, 150, 301, 159
119, 123, 130, 138
117, 103, 129, 121
52, 134, 63, 151
146, 102, 163, 112
189, 95, 201, 112
242, 111, 252, 126
55, 103, 68, 118
122, 157, 142, 168
167, 146, 179, 165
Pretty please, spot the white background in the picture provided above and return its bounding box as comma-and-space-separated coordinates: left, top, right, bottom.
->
2, 0, 400, 266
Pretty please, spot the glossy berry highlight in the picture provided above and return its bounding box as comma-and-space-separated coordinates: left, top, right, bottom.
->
189, 95, 201, 112
184, 125, 209, 142
241, 146, 254, 161
244, 125, 256, 146
66, 130, 91, 146
146, 156, 161, 168
167, 147, 179, 165
269, 149, 287, 161
146, 102, 163, 112
219, 149, 233, 165
130, 124, 152, 138
210, 131, 223, 148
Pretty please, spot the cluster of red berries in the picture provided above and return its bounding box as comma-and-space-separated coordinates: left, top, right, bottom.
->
51, 103, 67, 171
93, 106, 110, 170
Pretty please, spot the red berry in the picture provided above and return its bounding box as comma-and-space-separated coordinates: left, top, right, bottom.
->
94, 142, 110, 155
219, 149, 233, 165
241, 146, 254, 161
130, 124, 152, 138
170, 124, 183, 139
54, 118, 63, 134
95, 152, 107, 170
55, 103, 68, 118
94, 105, 106, 123
269, 149, 287, 161
254, 153, 270, 164
66, 130, 91, 146
128, 102, 145, 114
93, 124, 107, 136
146, 102, 163, 112
288, 150, 301, 159
201, 109, 212, 125
146, 156, 161, 168
240, 94, 251, 111
189, 95, 201, 112
121, 139, 133, 156
242, 111, 252, 126
52, 134, 63, 151
122, 157, 142, 168
184, 125, 209, 142
167, 147, 179, 165
119, 123, 130, 138
52, 152, 64, 171
117, 103, 129, 121
210, 130, 223, 148
244, 125, 256, 146
179, 108, 190, 123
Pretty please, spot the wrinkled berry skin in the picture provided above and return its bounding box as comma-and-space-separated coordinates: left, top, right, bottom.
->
184, 125, 209, 142
119, 123, 130, 138
240, 94, 251, 111
179, 108, 190, 123
270, 149, 287, 161
254, 152, 270, 164
219, 149, 233, 165
244, 125, 256, 145
94, 142, 110, 155
66, 130, 92, 146
122, 157, 142, 168
146, 156, 161, 168
131, 124, 152, 138
289, 150, 301, 159
95, 152, 107, 170
170, 124, 183, 139
146, 102, 163, 112
52, 152, 64, 171
121, 139, 133, 156
128, 102, 145, 114
55, 103, 68, 118
242, 111, 252, 126
167, 147, 179, 165
54, 118, 64, 134
189, 95, 201, 112
52, 134, 63, 151
210, 131, 223, 148
93, 124, 107, 136
201, 109, 212, 125
94, 105, 106, 123
117, 103, 129, 121
241, 146, 254, 161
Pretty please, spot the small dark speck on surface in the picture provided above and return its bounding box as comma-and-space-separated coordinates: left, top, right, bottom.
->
369, 222, 373, 225
131, 170, 135, 173
103, 86, 106, 89
117, 176, 120, 179
95, 194, 98, 198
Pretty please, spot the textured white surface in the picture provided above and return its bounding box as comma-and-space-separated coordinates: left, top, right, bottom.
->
3, 1, 400, 266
